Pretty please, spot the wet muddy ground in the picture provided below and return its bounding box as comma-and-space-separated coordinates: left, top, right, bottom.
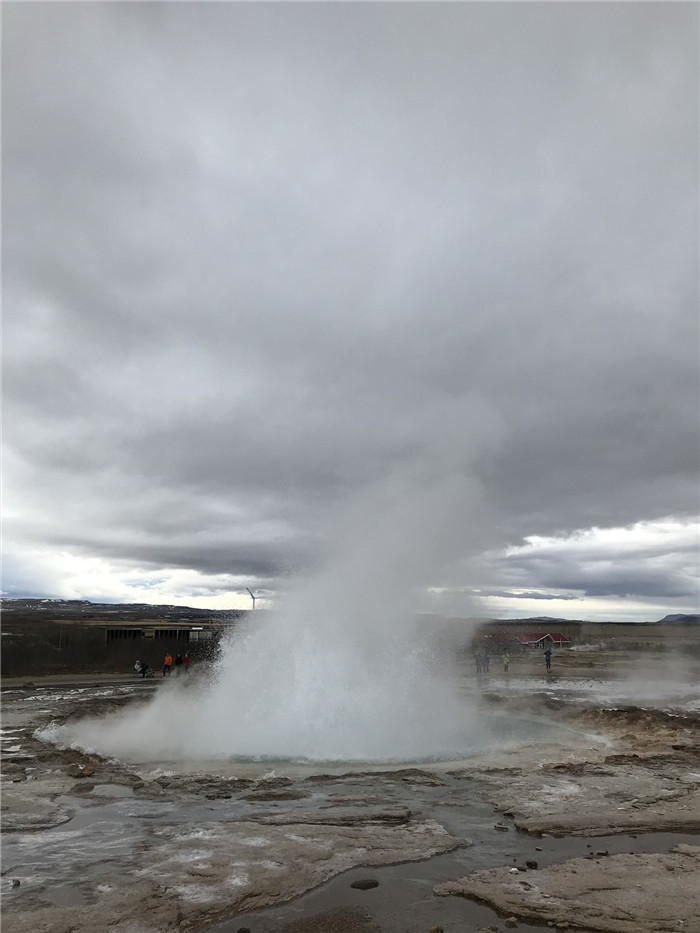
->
2, 653, 699, 933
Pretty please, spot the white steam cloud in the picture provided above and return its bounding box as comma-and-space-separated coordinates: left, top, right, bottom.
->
49, 405, 499, 762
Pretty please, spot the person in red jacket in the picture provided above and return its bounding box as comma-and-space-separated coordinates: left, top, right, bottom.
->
183, 653, 191, 674
163, 653, 173, 677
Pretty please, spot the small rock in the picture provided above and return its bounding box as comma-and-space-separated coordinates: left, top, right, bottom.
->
237, 928, 251, 933
595, 850, 609, 857
351, 878, 379, 890
525, 860, 538, 869
509, 867, 520, 874
494, 822, 510, 831
535, 846, 543, 851
428, 927, 443, 933
258, 776, 293, 788
67, 764, 96, 778
11, 880, 21, 888
505, 919, 518, 929
555, 923, 570, 930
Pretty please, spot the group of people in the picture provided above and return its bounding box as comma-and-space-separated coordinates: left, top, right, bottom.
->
134, 653, 191, 678
473, 645, 553, 674
162, 652, 190, 676
474, 650, 512, 673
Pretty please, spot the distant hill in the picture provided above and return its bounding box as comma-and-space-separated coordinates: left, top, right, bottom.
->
3, 599, 697, 627
1, 597, 240, 623
656, 614, 700, 625
492, 616, 587, 625
489, 614, 700, 626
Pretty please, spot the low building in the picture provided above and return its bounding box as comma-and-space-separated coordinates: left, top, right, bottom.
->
512, 631, 570, 648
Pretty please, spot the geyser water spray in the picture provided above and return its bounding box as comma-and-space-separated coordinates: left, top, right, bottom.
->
50, 431, 495, 762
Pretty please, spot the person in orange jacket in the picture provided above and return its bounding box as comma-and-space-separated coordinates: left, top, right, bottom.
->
163, 653, 173, 677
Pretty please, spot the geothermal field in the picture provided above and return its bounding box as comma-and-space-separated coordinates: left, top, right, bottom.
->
2, 618, 699, 933
4, 3, 698, 932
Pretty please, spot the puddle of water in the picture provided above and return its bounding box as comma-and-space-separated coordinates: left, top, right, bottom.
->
212, 827, 700, 933
1, 798, 148, 895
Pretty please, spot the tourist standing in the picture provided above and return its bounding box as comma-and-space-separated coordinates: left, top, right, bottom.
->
163, 652, 173, 677
502, 652, 510, 674
183, 653, 191, 674
174, 653, 183, 676
544, 647, 552, 670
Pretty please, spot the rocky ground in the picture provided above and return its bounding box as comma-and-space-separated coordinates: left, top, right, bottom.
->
2, 654, 699, 933
435, 844, 700, 933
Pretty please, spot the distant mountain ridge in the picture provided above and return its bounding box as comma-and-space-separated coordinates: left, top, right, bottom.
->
492, 614, 699, 626
656, 613, 700, 624
1, 597, 239, 621
2, 598, 697, 626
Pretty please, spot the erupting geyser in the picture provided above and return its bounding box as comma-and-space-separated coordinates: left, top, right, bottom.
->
49, 445, 495, 763
54, 605, 479, 763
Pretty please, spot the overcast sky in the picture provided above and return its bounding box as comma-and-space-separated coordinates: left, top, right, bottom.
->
3, 2, 698, 622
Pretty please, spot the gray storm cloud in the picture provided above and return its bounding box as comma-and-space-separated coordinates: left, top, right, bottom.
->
2, 2, 698, 611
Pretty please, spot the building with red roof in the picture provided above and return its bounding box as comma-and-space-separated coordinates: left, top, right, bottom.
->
512, 632, 570, 648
